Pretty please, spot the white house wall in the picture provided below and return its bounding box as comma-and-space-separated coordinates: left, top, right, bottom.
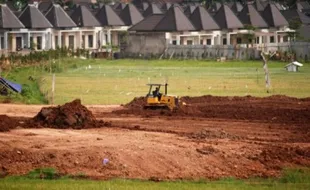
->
0, 25, 293, 53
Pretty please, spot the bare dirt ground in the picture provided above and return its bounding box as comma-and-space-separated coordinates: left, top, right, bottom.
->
0, 95, 309, 180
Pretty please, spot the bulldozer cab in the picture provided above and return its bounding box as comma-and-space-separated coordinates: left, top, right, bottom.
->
144, 83, 178, 111
146, 83, 167, 98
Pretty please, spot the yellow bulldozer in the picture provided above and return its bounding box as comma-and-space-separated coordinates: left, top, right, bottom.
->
144, 83, 179, 111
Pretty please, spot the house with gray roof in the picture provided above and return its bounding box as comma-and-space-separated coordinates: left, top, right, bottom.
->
70, 5, 101, 49
0, 4, 25, 52
14, 4, 53, 51
129, 5, 196, 48
213, 4, 243, 45
45, 4, 79, 49
236, 3, 275, 47
153, 5, 195, 32
189, 6, 220, 45
261, 3, 288, 27
260, 3, 293, 44
96, 5, 128, 47
238, 4, 268, 28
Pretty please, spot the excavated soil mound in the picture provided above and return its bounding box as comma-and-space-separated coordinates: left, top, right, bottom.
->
125, 97, 147, 109
118, 95, 310, 125
0, 115, 18, 132
32, 99, 110, 129
257, 145, 310, 168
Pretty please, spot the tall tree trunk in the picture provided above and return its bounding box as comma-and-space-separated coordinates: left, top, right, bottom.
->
261, 52, 276, 93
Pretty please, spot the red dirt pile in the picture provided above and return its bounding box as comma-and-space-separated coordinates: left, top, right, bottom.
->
257, 145, 310, 168
0, 115, 18, 132
125, 97, 147, 109
32, 99, 110, 129
119, 95, 310, 125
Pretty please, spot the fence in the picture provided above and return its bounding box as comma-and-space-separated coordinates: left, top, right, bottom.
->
165, 45, 261, 60
121, 33, 166, 57
122, 36, 310, 61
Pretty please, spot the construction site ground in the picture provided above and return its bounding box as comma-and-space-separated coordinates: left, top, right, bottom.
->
0, 95, 309, 180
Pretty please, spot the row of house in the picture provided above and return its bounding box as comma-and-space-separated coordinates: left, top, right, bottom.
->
0, 0, 310, 54
128, 1, 310, 49
0, 1, 130, 52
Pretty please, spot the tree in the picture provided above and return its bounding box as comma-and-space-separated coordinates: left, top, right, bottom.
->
261, 51, 276, 93
244, 25, 256, 48
288, 18, 302, 41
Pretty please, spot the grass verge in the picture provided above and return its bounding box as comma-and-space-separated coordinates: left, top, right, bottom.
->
0, 168, 309, 190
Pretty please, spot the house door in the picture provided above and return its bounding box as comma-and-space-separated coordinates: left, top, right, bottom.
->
69, 35, 74, 49
37, 36, 42, 50
16, 37, 22, 50
0, 37, 4, 49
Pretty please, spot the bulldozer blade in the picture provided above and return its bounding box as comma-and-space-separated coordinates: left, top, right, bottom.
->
143, 104, 170, 110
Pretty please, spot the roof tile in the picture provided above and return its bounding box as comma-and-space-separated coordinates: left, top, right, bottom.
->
45, 4, 77, 28
0, 4, 24, 29
96, 5, 125, 26
19, 4, 53, 28
213, 4, 243, 29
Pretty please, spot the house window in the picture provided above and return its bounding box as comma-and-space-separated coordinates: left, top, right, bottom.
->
55, 36, 58, 48
16, 37, 22, 50
30, 37, 33, 49
172, 40, 177, 45
88, 35, 93, 48
223, 38, 227, 45
69, 35, 74, 49
187, 40, 193, 45
256, 37, 260, 44
283, 36, 288, 42
200, 40, 204, 45
237, 38, 242, 44
37, 36, 42, 50
270, 36, 275, 43
0, 37, 4, 49
105, 34, 108, 44
61, 36, 65, 47
206, 39, 211, 45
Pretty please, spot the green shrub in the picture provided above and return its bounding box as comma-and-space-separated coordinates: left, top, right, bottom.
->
26, 168, 59, 180
280, 168, 310, 183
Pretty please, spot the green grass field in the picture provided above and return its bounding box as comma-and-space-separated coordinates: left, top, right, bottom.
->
2, 58, 310, 104
38, 59, 310, 105
0, 168, 309, 190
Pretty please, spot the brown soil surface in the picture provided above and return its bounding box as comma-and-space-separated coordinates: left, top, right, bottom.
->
31, 99, 110, 129
117, 95, 310, 126
0, 95, 309, 180
0, 115, 18, 132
